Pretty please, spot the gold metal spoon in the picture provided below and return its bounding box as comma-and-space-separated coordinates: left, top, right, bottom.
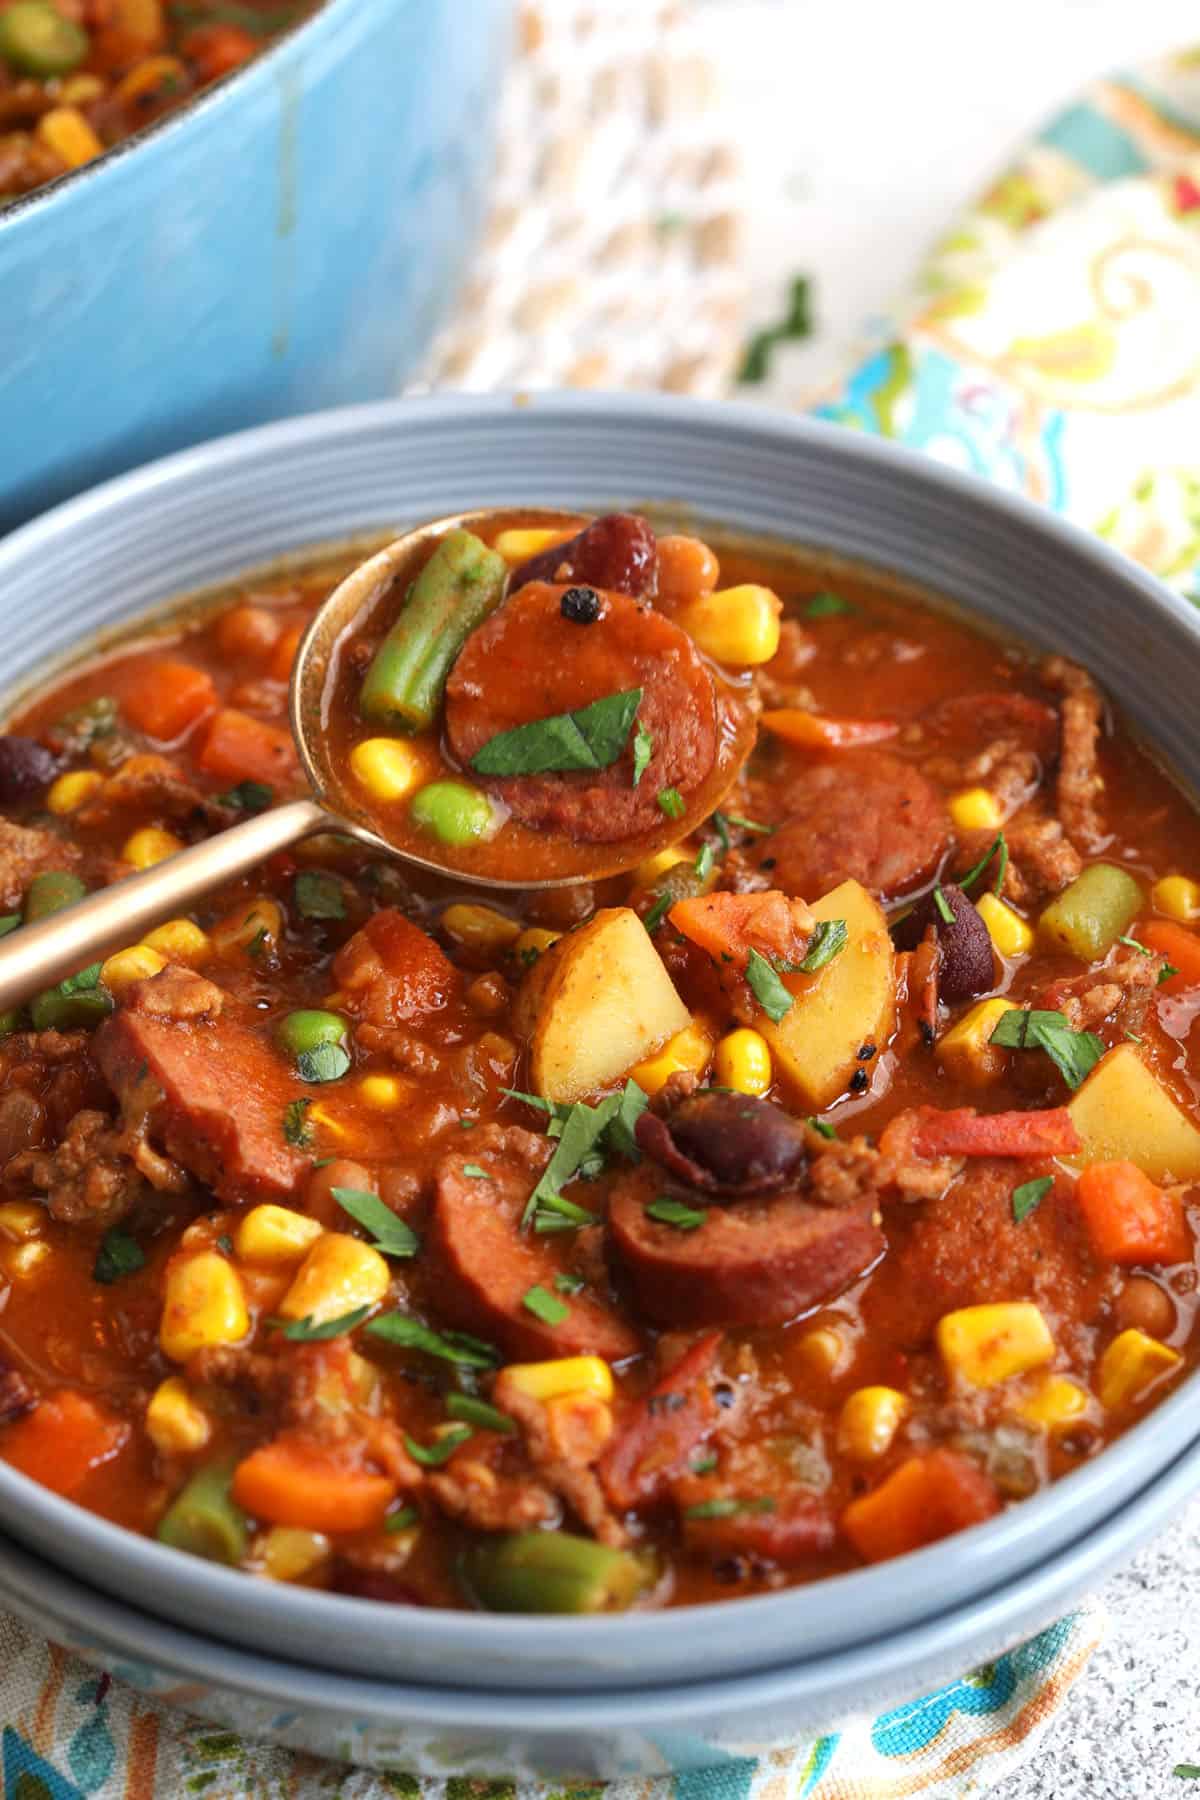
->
0, 509, 755, 1010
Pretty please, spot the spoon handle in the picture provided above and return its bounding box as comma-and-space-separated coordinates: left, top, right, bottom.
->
0, 797, 328, 1012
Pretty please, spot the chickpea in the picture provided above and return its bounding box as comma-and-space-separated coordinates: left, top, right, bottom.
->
214, 605, 281, 664
1115, 1274, 1176, 1340
656, 534, 719, 603
305, 1158, 374, 1228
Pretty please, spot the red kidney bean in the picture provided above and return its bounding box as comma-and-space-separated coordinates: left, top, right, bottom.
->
509, 513, 658, 598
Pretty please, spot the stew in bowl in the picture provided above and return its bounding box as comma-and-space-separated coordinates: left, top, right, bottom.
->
0, 509, 1198, 1615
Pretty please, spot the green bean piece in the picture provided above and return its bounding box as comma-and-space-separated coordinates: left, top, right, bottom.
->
459, 1530, 650, 1614
23, 869, 86, 921
155, 1461, 248, 1566
1038, 864, 1144, 962
359, 529, 507, 731
0, 1009, 21, 1038
0, 2, 88, 76
275, 1009, 348, 1059
409, 780, 495, 847
29, 963, 113, 1032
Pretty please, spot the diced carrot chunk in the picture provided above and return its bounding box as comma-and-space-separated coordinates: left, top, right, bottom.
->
122, 662, 217, 742
2, 1391, 129, 1498
268, 625, 305, 685
231, 1433, 396, 1533
841, 1448, 1000, 1564
1077, 1160, 1191, 1265
1141, 921, 1200, 996
182, 21, 258, 81
912, 1107, 1081, 1159
668, 890, 812, 970
760, 710, 899, 750
197, 708, 298, 787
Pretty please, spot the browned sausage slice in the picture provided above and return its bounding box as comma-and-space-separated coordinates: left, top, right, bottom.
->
444, 582, 718, 842
608, 1164, 884, 1328
752, 752, 949, 900
430, 1127, 642, 1362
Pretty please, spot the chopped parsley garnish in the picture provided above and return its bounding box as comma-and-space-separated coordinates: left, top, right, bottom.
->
694, 840, 717, 883
745, 946, 794, 1023
988, 1008, 1104, 1090
691, 1450, 718, 1474
632, 720, 653, 787
385, 1506, 420, 1533
461, 1163, 491, 1180
216, 1233, 234, 1256
404, 1426, 473, 1467
446, 1394, 516, 1435
646, 1196, 708, 1231
0, 915, 19, 939
805, 591, 855, 618
93, 1229, 144, 1285
246, 925, 269, 960
932, 885, 955, 926
293, 870, 346, 921
471, 688, 643, 777
605, 1078, 649, 1160
1160, 962, 1180, 986
282, 1097, 313, 1147
798, 918, 847, 973
511, 1080, 648, 1229
724, 813, 773, 836
1011, 1175, 1053, 1224
332, 1187, 419, 1258
1118, 934, 1151, 955
366, 1313, 499, 1366
522, 1284, 569, 1325
643, 890, 673, 934
275, 1305, 371, 1341
958, 829, 1009, 898
657, 786, 685, 820
712, 812, 731, 853
297, 1041, 350, 1084
217, 779, 273, 812
554, 1271, 586, 1294
683, 1496, 776, 1520
808, 1116, 837, 1140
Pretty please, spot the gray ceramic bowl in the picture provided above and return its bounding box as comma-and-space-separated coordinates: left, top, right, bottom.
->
0, 394, 1198, 1725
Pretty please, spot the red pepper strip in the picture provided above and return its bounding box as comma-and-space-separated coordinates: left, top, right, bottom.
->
759, 709, 899, 750
912, 1106, 1081, 1159
598, 1332, 724, 1511
681, 1495, 836, 1563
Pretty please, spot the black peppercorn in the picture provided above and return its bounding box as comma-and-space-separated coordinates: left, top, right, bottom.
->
560, 585, 601, 624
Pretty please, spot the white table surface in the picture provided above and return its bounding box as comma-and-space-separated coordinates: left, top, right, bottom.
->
697, 4, 1200, 1793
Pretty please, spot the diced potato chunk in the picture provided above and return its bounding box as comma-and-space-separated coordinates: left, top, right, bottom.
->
1066, 1045, 1200, 1182
525, 907, 691, 1104
760, 879, 895, 1108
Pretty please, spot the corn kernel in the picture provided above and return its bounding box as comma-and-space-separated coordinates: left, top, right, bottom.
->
1152, 875, 1200, 923
512, 927, 561, 963
492, 526, 574, 565
235, 1205, 323, 1267
46, 770, 103, 815
937, 997, 1018, 1088
1098, 1327, 1182, 1411
633, 847, 689, 887
629, 1019, 714, 1095
3, 1241, 49, 1278
714, 1027, 773, 1096
357, 1074, 408, 1111
279, 1232, 390, 1325
114, 54, 187, 105
837, 1386, 909, 1461
677, 584, 782, 666
211, 897, 283, 960
500, 1357, 614, 1402
160, 1252, 250, 1361
122, 826, 184, 869
100, 944, 166, 994
257, 1525, 331, 1582
974, 892, 1034, 958
349, 737, 427, 803
441, 903, 521, 958
1015, 1374, 1091, 1430
142, 918, 212, 966
146, 1377, 212, 1454
937, 1301, 1055, 1388
948, 787, 1004, 833
0, 1203, 44, 1243
36, 106, 103, 168
794, 1326, 847, 1378
58, 74, 104, 105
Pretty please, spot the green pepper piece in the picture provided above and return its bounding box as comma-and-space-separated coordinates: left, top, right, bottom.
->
359, 529, 507, 732
459, 1530, 650, 1614
24, 869, 86, 921
1038, 863, 1143, 962
0, 1009, 22, 1039
29, 986, 112, 1031
0, 2, 88, 76
156, 1460, 248, 1566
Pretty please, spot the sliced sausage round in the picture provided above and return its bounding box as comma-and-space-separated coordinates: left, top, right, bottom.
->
921, 691, 1059, 759
751, 752, 949, 901
445, 582, 717, 841
608, 1164, 884, 1328
430, 1128, 642, 1362
510, 513, 658, 598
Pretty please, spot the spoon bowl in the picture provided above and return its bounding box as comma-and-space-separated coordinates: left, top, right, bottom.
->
0, 508, 756, 1008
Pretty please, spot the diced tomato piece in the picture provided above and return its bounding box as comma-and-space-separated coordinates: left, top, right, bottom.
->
668, 889, 812, 971
912, 1106, 1081, 1159
1077, 1160, 1191, 1265
2, 1391, 129, 1497
841, 1449, 1000, 1564
197, 707, 298, 787
599, 1333, 723, 1510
